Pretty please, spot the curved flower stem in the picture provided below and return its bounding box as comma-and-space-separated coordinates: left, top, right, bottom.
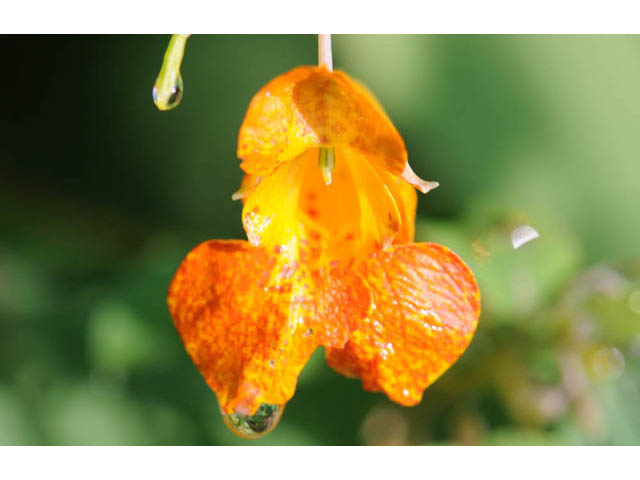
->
318, 34, 333, 71
153, 34, 191, 111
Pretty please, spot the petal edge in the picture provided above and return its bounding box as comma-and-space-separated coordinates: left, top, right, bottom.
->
168, 239, 371, 414
326, 243, 480, 406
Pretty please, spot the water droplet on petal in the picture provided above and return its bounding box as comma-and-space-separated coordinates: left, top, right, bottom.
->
511, 224, 539, 249
220, 403, 284, 439
153, 73, 183, 111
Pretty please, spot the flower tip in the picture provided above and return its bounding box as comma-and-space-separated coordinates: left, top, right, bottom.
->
419, 180, 440, 194
232, 176, 262, 201
401, 162, 439, 194
231, 190, 244, 201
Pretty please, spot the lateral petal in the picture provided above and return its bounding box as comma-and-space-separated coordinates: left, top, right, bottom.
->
326, 243, 481, 406
342, 148, 402, 252
374, 164, 417, 244
167, 240, 370, 415
241, 151, 309, 250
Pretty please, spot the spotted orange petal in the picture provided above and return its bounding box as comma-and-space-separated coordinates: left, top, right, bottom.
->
241, 151, 308, 249
168, 240, 371, 415
241, 148, 405, 262
326, 243, 480, 406
238, 66, 408, 178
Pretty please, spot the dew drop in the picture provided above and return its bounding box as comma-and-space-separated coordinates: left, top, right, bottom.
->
153, 73, 184, 111
511, 224, 540, 249
152, 34, 189, 111
220, 403, 284, 439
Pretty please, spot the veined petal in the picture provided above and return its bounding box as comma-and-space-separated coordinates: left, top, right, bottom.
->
167, 240, 371, 415
241, 151, 309, 249
374, 165, 417, 244
241, 148, 404, 261
326, 243, 481, 406
342, 148, 402, 252
238, 66, 407, 178
297, 148, 362, 261
297, 148, 403, 259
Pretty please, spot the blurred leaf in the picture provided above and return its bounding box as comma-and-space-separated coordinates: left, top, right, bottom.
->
486, 423, 584, 446
0, 386, 36, 445
40, 383, 151, 445
417, 215, 582, 321
87, 300, 159, 374
597, 357, 640, 445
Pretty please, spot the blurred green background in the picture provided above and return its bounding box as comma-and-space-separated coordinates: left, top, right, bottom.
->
1, 35, 640, 445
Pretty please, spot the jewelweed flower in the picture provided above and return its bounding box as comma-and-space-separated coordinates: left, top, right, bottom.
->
167, 66, 480, 424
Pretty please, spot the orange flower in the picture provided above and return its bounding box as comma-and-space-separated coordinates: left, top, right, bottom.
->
167, 66, 481, 423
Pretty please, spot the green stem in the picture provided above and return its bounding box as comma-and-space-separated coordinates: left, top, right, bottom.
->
153, 34, 190, 111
